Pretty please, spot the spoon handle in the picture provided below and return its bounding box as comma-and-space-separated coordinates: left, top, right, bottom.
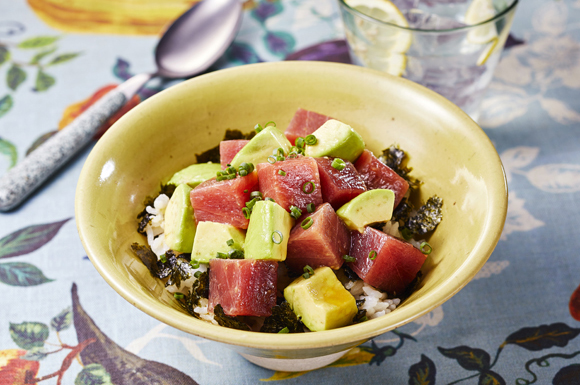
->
0, 73, 152, 212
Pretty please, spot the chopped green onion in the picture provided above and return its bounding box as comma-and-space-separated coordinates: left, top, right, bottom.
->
272, 230, 283, 244
343, 255, 356, 263
226, 166, 236, 175
305, 134, 317, 145
239, 162, 254, 174
242, 207, 251, 219
216, 252, 228, 259
226, 239, 234, 247
290, 206, 302, 220
265, 121, 276, 128
228, 249, 244, 259
368, 250, 377, 261
244, 189, 248, 193
251, 191, 263, 199
278, 169, 286, 176
302, 265, 315, 279
420, 242, 432, 255
216, 175, 227, 181
306, 203, 315, 213
265, 197, 275, 202
174, 293, 184, 299
302, 181, 315, 194
276, 148, 285, 157
296, 137, 305, 149
216, 171, 224, 177
190, 260, 200, 269
254, 123, 263, 133
331, 158, 346, 171
239, 169, 248, 176
159, 254, 167, 263
276, 155, 285, 162
246, 197, 260, 209
194, 271, 202, 279
226, 174, 236, 180
267, 155, 277, 164
278, 327, 289, 334
301, 216, 313, 230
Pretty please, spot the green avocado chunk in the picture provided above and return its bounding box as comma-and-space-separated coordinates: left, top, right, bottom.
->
164, 184, 196, 253
191, 221, 246, 263
244, 200, 294, 261
284, 266, 358, 331
336, 189, 395, 233
168, 163, 222, 187
229, 127, 292, 169
304, 119, 365, 162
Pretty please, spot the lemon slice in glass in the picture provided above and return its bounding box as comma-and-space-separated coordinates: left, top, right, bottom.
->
465, 0, 498, 44
345, 0, 411, 76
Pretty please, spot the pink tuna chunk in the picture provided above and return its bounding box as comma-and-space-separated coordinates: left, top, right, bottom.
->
348, 227, 426, 295
354, 149, 409, 207
286, 203, 350, 272
256, 156, 323, 212
284, 108, 333, 145
190, 171, 258, 229
220, 140, 249, 170
315, 157, 366, 210
208, 259, 278, 317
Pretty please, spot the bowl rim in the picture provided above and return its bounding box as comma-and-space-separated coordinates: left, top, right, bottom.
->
76, 61, 508, 351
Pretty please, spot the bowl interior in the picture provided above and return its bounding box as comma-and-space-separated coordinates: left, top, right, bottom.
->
76, 62, 507, 358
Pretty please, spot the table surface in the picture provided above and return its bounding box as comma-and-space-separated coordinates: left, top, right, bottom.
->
1, 0, 580, 384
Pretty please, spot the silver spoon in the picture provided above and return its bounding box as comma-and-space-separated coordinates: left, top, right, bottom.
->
0, 0, 242, 212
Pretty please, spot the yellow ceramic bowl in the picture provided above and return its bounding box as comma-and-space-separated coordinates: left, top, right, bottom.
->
76, 61, 507, 371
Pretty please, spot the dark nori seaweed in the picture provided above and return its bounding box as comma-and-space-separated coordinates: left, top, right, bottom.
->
214, 304, 251, 331
260, 301, 304, 333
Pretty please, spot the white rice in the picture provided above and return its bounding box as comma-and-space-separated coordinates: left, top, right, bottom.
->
345, 279, 401, 319
144, 194, 170, 257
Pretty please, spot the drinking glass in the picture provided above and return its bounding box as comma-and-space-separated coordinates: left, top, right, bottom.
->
338, 0, 519, 121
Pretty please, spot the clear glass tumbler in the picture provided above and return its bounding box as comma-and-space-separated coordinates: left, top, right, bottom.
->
338, 0, 519, 121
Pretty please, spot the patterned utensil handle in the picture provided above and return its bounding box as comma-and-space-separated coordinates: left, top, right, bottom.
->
0, 73, 152, 212
0, 89, 127, 212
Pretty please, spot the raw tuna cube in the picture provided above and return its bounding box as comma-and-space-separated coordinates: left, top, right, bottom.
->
284, 108, 333, 145
315, 157, 367, 210
348, 227, 426, 295
208, 259, 278, 317
286, 203, 350, 272
257, 156, 323, 212
354, 149, 409, 207
190, 171, 258, 229
220, 140, 249, 169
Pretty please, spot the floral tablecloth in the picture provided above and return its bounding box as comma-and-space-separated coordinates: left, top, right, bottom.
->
1, 0, 580, 384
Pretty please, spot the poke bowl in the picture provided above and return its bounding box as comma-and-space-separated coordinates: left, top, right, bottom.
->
75, 61, 508, 371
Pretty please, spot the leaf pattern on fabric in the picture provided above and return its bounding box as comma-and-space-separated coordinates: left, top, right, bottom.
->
0, 94, 13, 118
17, 35, 59, 49
0, 137, 18, 168
226, 42, 262, 64
503, 323, 580, 351
9, 322, 49, 350
437, 346, 491, 371
408, 354, 436, 385
0, 262, 54, 286
500, 147, 539, 183
501, 192, 545, 241
50, 308, 72, 332
26, 130, 57, 156
250, 1, 283, 24
0, 218, 71, 259
264, 31, 296, 57
7, 64, 26, 91
478, 370, 506, 385
474, 261, 510, 280
552, 364, 580, 385
71, 284, 200, 385
74, 363, 114, 385
526, 164, 580, 193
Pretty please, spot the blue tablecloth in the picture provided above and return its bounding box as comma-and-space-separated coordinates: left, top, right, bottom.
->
1, 0, 580, 384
